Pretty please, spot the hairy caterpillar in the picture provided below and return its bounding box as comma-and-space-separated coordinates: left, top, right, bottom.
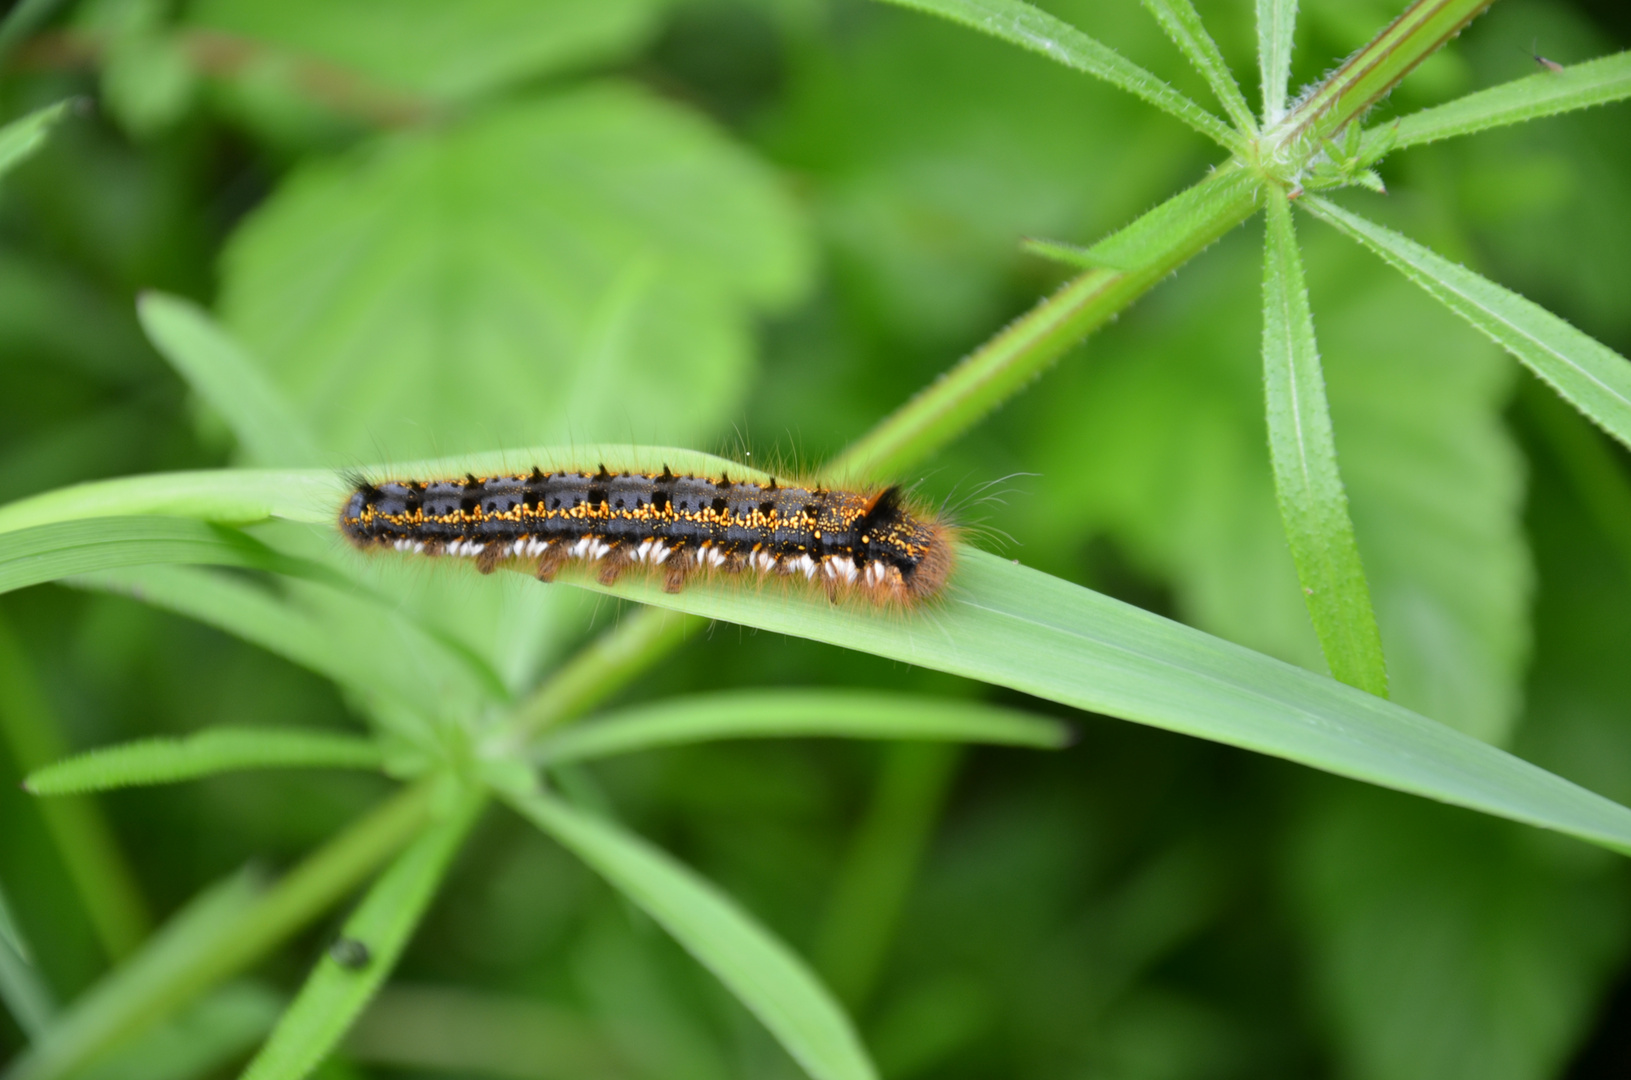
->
339, 465, 956, 606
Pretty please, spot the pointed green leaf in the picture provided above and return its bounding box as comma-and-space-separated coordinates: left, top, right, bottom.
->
1362, 50, 1631, 155
239, 791, 482, 1080
1256, 0, 1297, 122
509, 789, 877, 1080
137, 293, 322, 467
0, 879, 54, 1037
872, 0, 1238, 150
0, 517, 288, 597
530, 690, 1069, 764
1020, 236, 1125, 271
1139, 0, 1257, 132
1303, 196, 1631, 452
25, 729, 384, 795
0, 100, 73, 181
1261, 195, 1387, 696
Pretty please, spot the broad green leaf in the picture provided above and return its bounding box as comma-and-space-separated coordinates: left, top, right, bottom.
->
4, 785, 436, 1080
508, 789, 878, 1080
1363, 50, 1631, 154
73, 565, 505, 733
1256, 0, 1296, 122
1261, 195, 1387, 696
0, 517, 287, 596
0, 878, 54, 1037
872, 0, 1238, 150
4, 869, 266, 1080
1287, 787, 1628, 1080
1138, 0, 1257, 133
189, 0, 662, 102
529, 690, 1070, 764
240, 791, 483, 1080
1303, 196, 1631, 452
137, 293, 321, 467
25, 728, 384, 795
0, 100, 73, 181
218, 85, 810, 461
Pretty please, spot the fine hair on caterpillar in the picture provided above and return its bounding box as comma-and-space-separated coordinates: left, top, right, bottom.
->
338, 463, 957, 607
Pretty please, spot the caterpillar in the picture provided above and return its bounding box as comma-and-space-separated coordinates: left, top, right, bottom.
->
339, 465, 956, 606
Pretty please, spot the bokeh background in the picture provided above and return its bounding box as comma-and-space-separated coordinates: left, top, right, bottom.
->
2, 0, 1630, 1076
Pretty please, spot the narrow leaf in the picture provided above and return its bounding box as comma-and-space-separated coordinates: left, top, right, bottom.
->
509, 790, 878, 1080
1364, 50, 1631, 154
873, 0, 1238, 149
25, 728, 384, 795
137, 293, 322, 467
531, 690, 1070, 764
239, 790, 482, 1080
1020, 236, 1125, 271
1256, 0, 1297, 122
1303, 196, 1631, 451
0, 99, 73, 180
1261, 195, 1387, 696
0, 517, 286, 596
0, 879, 54, 1037
1140, 0, 1257, 132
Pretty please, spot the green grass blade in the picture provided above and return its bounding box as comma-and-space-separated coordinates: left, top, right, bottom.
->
0, 99, 73, 180
508, 789, 878, 1080
239, 790, 483, 1080
25, 729, 385, 795
1364, 50, 1631, 154
530, 690, 1069, 764
0, 470, 342, 533
0, 517, 290, 596
1261, 195, 1387, 696
564, 549, 1631, 857
137, 293, 323, 468
873, 0, 1238, 150
0, 878, 55, 1037
1303, 196, 1631, 451
1256, 0, 1297, 122
2, 784, 435, 1080
1139, 0, 1257, 132
75, 983, 281, 1080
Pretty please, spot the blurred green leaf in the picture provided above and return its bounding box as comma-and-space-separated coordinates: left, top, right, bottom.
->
1261, 195, 1387, 695
509, 789, 878, 1080
137, 293, 321, 467
1365, 49, 1631, 154
1256, 0, 1296, 121
218, 85, 810, 461
0, 100, 75, 181
4, 869, 266, 1080
529, 690, 1069, 764
189, 0, 663, 102
1289, 787, 1629, 1080
872, 0, 1238, 149
25, 728, 384, 795
75, 982, 283, 1080
1138, 0, 1257, 132
240, 789, 483, 1080
0, 517, 287, 596
1304, 195, 1631, 452
0, 877, 55, 1037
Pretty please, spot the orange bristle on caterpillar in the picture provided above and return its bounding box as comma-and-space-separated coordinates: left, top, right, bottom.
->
338, 464, 956, 607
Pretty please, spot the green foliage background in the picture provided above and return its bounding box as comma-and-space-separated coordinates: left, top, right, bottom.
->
0, 0, 1629, 1077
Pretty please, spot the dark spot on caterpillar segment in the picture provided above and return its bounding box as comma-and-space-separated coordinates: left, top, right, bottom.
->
339, 466, 956, 605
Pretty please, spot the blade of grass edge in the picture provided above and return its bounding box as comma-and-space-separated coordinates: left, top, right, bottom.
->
0, 517, 298, 596
1362, 50, 1631, 154
25, 729, 385, 795
508, 789, 878, 1080
872, 0, 1238, 150
529, 690, 1068, 764
0, 99, 73, 179
2, 783, 436, 1080
1302, 196, 1631, 451
0, 878, 54, 1036
1139, 0, 1258, 132
137, 293, 322, 468
1261, 194, 1388, 696
1256, 0, 1297, 122
239, 790, 483, 1080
